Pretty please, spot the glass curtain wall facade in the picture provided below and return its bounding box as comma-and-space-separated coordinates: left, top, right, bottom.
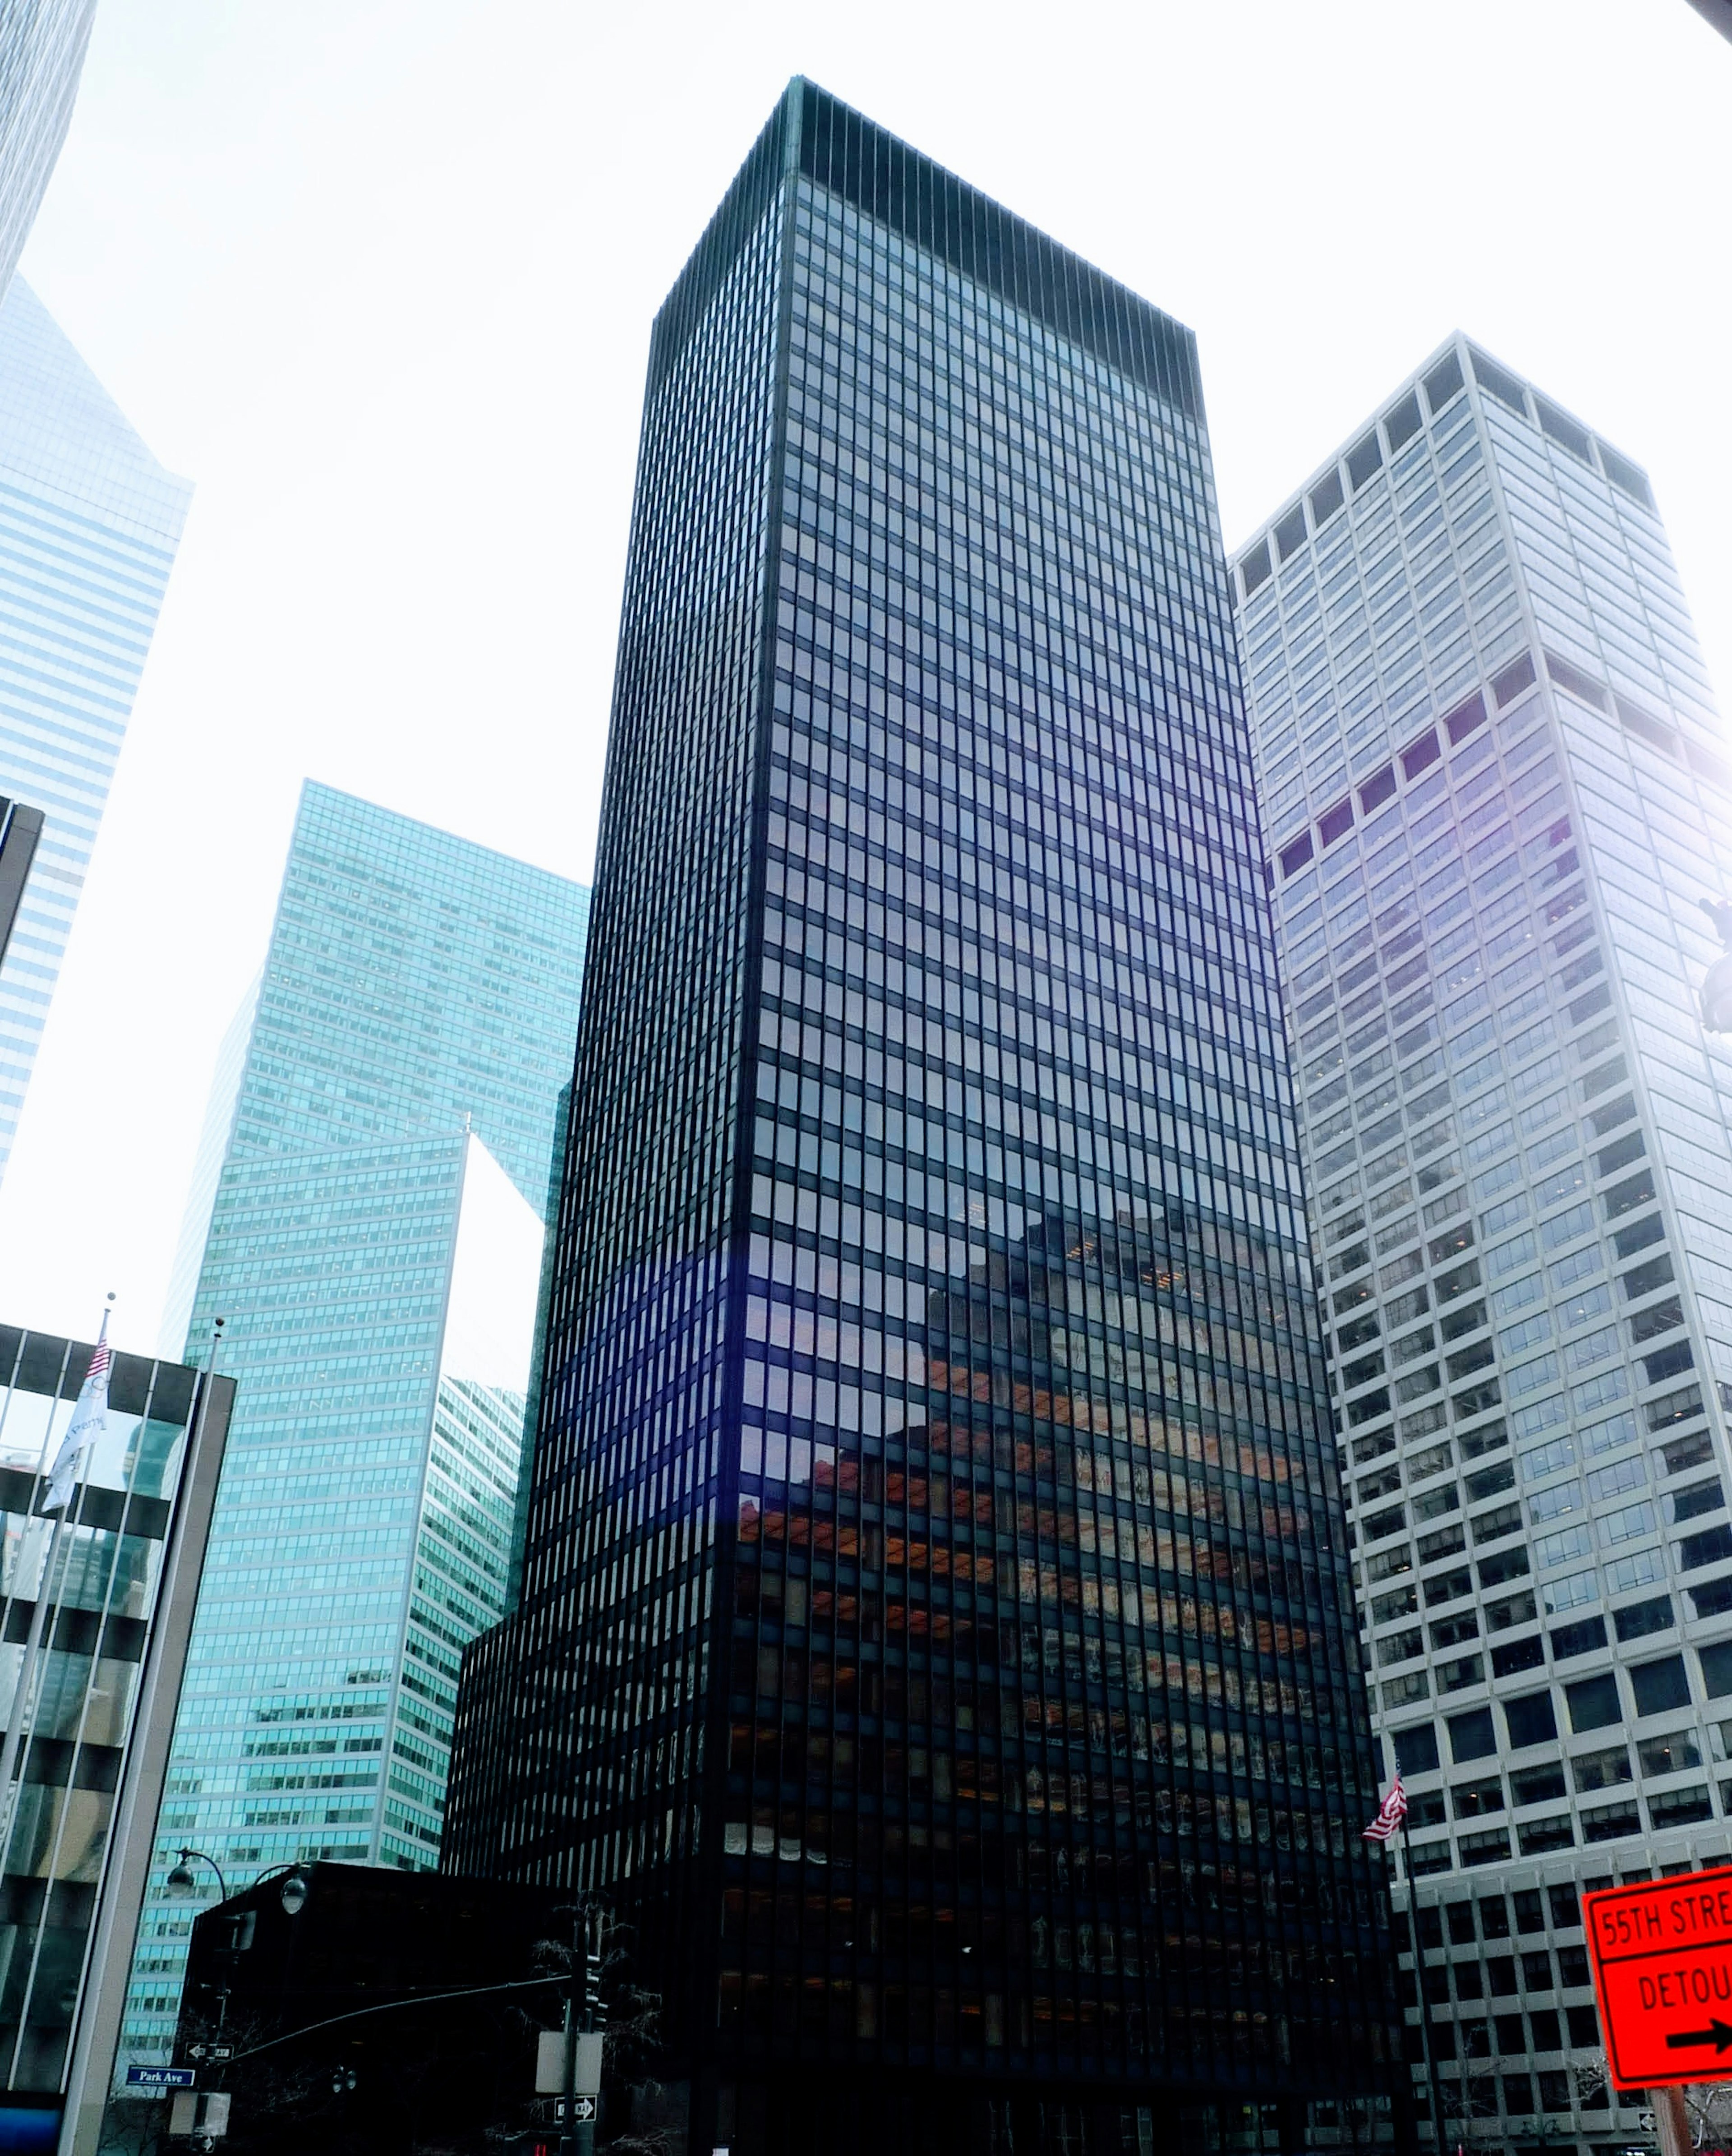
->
119, 783, 588, 2070
0, 0, 96, 300
1232, 335, 1732, 2152
0, 1327, 230, 2150
0, 277, 190, 1190
445, 80, 1398, 2156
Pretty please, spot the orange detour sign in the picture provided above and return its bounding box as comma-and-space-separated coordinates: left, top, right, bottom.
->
1585, 1867, 1732, 2089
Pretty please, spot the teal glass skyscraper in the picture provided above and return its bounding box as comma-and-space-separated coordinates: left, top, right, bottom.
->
0, 277, 190, 1188
119, 782, 589, 2068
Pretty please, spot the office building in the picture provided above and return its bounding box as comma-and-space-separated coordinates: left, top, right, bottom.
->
0, 1325, 233, 2156
1684, 1, 1732, 47
445, 80, 1400, 2156
1232, 335, 1732, 2149
119, 782, 589, 2069
0, 794, 42, 966
0, 0, 96, 301
0, 277, 191, 1190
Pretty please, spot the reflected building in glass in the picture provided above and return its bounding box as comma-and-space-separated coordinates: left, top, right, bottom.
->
120, 782, 589, 2070
1231, 337, 1732, 2151
0, 1325, 232, 2156
444, 80, 1399, 2156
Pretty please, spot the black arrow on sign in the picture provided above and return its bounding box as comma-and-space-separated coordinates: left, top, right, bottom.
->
1666, 2021, 1732, 2053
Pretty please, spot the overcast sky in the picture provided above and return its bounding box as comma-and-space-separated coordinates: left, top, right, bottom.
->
0, 0, 1725, 1353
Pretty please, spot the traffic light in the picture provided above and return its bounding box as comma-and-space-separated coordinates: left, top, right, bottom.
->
584, 1942, 603, 2023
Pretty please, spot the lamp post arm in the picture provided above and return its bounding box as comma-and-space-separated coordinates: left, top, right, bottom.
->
219, 1975, 567, 2064
178, 1848, 230, 1902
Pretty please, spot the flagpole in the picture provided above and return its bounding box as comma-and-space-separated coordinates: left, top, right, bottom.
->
1394, 1832, 1448, 2156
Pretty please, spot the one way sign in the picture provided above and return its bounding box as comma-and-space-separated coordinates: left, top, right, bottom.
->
1585, 1867, 1732, 2088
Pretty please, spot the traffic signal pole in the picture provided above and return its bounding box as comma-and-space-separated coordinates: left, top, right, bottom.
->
562, 1908, 601, 2156
562, 1909, 580, 2156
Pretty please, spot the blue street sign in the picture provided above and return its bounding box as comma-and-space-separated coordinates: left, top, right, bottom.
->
125, 2065, 195, 2088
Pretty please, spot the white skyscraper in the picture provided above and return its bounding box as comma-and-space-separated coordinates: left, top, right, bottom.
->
0, 279, 190, 1185
1233, 337, 1732, 2150
0, 0, 96, 300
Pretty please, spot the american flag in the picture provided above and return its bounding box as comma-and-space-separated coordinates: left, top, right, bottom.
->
1362, 1774, 1408, 1842
44, 1321, 112, 1514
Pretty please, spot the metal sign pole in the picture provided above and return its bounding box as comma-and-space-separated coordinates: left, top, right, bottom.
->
1655, 2088, 1692, 2156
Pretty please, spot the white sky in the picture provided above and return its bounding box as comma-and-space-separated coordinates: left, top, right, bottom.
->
0, 0, 1725, 1353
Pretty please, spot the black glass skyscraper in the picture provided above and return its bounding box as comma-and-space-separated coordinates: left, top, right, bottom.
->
447, 80, 1401, 2156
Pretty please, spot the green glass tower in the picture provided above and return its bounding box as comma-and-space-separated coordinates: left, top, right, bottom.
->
118, 781, 588, 2069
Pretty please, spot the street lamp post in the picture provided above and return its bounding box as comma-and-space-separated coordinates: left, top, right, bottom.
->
166, 1848, 230, 1906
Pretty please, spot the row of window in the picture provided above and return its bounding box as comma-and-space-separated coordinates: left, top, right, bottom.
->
1239, 344, 1653, 609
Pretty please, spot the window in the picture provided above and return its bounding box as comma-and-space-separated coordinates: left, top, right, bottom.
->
1699, 1641, 1732, 1699
1572, 1746, 1632, 1793
1613, 1596, 1674, 1643
1534, 396, 1592, 463
1448, 1708, 1497, 1763
1239, 540, 1272, 598
1347, 430, 1382, 491
1492, 652, 1536, 707
1424, 351, 1464, 414
1308, 468, 1344, 528
1504, 1693, 1557, 1749
1401, 729, 1442, 780
1616, 695, 1679, 759
1385, 391, 1423, 451
1469, 348, 1528, 417
1393, 1722, 1440, 1774
1274, 505, 1308, 562
1318, 799, 1354, 849
1280, 832, 1314, 878
1445, 692, 1488, 745
1630, 1655, 1690, 1717
1511, 1762, 1566, 1805
1670, 1478, 1725, 1524
1550, 1616, 1606, 1661
1598, 442, 1654, 509
1650, 1786, 1713, 1828
1566, 1673, 1622, 1732
1359, 764, 1396, 814
1543, 649, 1608, 714
1637, 1731, 1702, 1778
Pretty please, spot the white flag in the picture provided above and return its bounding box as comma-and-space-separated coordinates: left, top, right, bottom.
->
44, 1332, 111, 1514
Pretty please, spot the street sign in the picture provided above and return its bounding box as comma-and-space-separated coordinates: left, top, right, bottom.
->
187, 2042, 233, 2062
125, 2065, 195, 2088
574, 2096, 596, 2122
1585, 1866, 1732, 2088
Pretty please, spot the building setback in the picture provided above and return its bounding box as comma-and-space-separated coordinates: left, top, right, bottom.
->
444, 79, 1400, 2156
1231, 336, 1732, 2151
119, 781, 588, 2070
